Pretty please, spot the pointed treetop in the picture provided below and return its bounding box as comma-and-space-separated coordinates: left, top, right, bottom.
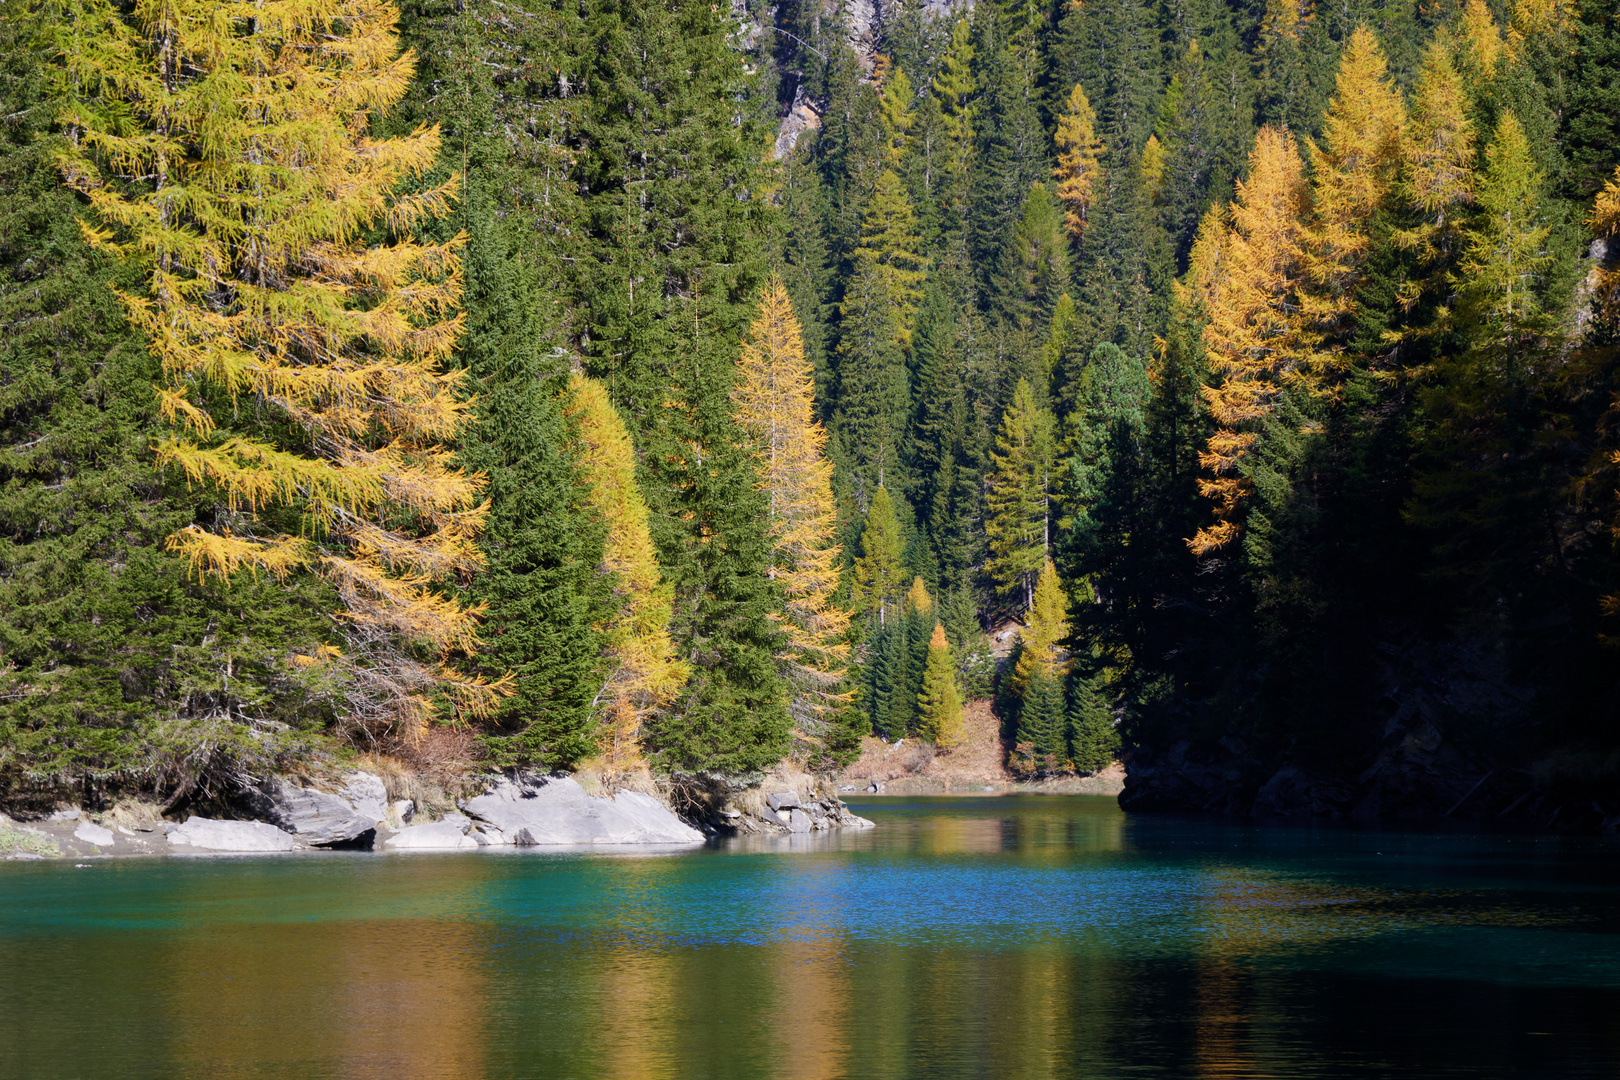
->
1011, 556, 1071, 696
916, 618, 964, 748
1053, 80, 1105, 243
1459, 0, 1505, 77
1403, 38, 1476, 222
852, 485, 905, 624
878, 61, 915, 165
1457, 109, 1552, 339
906, 575, 934, 616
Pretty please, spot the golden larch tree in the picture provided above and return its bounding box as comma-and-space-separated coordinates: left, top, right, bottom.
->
1456, 110, 1554, 341
58, 0, 502, 740
1507, 0, 1581, 58
916, 623, 963, 749
1459, 0, 1506, 79
931, 18, 976, 193
565, 375, 687, 769
1394, 39, 1477, 355
1190, 127, 1312, 555
1303, 24, 1408, 373
852, 485, 905, 626
876, 61, 914, 167
1053, 81, 1106, 243
1010, 557, 1071, 699
733, 280, 851, 718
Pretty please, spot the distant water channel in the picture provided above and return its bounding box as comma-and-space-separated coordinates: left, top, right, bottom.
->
4, 796, 1620, 1078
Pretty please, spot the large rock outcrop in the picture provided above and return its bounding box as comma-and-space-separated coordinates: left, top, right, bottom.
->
246, 771, 387, 847
460, 775, 705, 846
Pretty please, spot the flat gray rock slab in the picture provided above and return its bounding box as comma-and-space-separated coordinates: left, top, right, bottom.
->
464, 776, 703, 846
767, 791, 801, 811
74, 821, 116, 847
168, 817, 302, 852
384, 821, 480, 850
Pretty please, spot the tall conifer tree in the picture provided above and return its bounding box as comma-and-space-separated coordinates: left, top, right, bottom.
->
60, 0, 503, 741
575, 0, 788, 774
734, 281, 852, 723
985, 379, 1057, 606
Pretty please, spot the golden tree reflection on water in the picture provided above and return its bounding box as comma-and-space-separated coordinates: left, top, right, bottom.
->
159, 858, 490, 1079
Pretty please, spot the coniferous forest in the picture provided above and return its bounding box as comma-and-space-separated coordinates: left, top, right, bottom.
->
3, 0, 1620, 821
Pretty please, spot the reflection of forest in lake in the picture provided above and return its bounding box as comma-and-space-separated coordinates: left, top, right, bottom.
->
2, 797, 1620, 1078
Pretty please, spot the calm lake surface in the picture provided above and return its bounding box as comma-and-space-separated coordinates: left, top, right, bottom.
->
3, 795, 1619, 1079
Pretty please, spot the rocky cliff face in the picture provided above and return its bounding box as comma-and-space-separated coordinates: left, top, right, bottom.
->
746, 0, 972, 158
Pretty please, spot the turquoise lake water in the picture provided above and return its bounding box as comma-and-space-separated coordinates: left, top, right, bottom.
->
2, 795, 1619, 1078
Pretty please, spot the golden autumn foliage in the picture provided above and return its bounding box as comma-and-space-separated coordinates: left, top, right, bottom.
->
852, 485, 905, 626
733, 281, 851, 715
1589, 167, 1620, 334
985, 378, 1058, 606
905, 575, 934, 620
876, 59, 914, 167
849, 170, 928, 351
58, 0, 501, 741
1457, 111, 1554, 339
1053, 81, 1105, 243
1303, 25, 1407, 367
1507, 0, 1581, 57
1189, 127, 1311, 555
1459, 0, 1506, 78
565, 375, 687, 767
916, 623, 963, 749
1394, 38, 1477, 349
1010, 557, 1070, 699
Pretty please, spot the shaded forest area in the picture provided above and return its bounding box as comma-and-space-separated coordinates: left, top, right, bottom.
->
2, 0, 1619, 822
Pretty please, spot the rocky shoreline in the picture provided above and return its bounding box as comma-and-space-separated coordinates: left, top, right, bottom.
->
1, 768, 874, 861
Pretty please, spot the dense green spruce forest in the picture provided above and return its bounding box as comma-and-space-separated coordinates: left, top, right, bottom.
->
2, 0, 1618, 820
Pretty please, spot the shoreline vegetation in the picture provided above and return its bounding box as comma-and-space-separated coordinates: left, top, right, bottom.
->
3, 0, 1619, 836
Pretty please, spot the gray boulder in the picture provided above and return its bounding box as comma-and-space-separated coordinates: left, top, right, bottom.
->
766, 790, 801, 811
249, 773, 386, 846
73, 821, 115, 847
168, 817, 302, 853
341, 772, 388, 824
383, 821, 480, 850
463, 775, 704, 846
786, 809, 813, 833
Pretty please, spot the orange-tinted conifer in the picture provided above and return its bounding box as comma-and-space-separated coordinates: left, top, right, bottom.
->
1303, 25, 1408, 369
59, 0, 500, 741
1053, 81, 1105, 243
566, 375, 687, 767
1190, 127, 1312, 555
733, 281, 851, 715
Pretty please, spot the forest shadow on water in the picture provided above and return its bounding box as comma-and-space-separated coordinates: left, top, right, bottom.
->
2, 796, 1619, 1079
